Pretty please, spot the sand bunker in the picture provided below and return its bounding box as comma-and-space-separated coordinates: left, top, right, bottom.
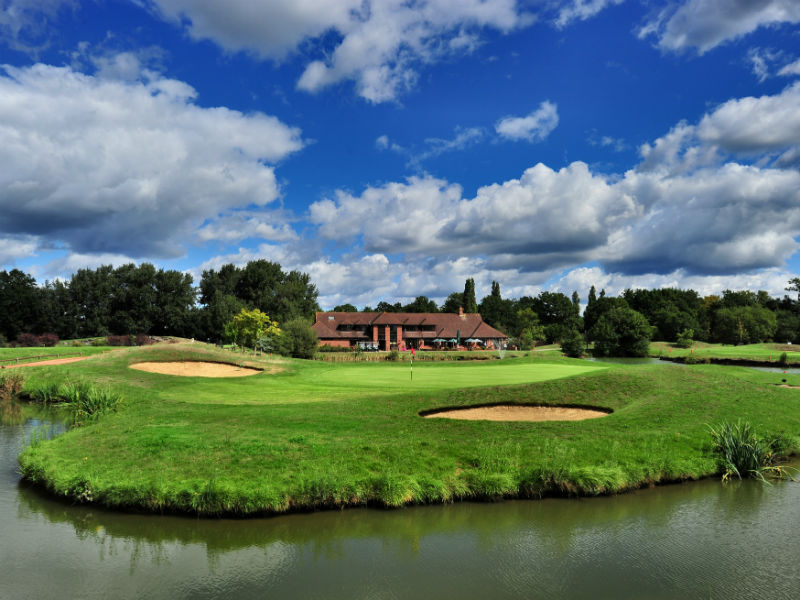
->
424, 405, 610, 422
130, 361, 262, 378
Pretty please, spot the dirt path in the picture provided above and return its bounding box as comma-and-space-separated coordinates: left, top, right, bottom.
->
2, 356, 92, 369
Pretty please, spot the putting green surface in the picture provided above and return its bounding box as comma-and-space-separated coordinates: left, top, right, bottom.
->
309, 362, 602, 392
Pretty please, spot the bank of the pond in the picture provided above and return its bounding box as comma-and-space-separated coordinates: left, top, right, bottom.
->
15, 344, 800, 516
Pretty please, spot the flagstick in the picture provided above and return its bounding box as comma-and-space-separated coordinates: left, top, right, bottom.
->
410, 357, 413, 381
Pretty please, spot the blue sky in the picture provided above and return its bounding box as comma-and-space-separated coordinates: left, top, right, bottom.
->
1, 0, 800, 309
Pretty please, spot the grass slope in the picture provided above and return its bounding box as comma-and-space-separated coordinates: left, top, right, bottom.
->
649, 341, 800, 363
16, 343, 800, 515
0, 346, 112, 365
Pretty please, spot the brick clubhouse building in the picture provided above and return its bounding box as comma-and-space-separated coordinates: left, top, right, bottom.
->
312, 308, 508, 351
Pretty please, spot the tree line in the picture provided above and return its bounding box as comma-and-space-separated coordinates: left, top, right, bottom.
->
335, 277, 800, 355
2, 260, 799, 356
0, 260, 319, 345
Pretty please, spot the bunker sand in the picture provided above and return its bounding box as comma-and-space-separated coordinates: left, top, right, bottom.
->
425, 405, 610, 422
130, 361, 262, 377
4, 356, 91, 369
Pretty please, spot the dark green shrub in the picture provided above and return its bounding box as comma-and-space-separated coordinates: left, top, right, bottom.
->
778, 352, 788, 366
675, 328, 694, 348
387, 350, 400, 361
560, 329, 585, 358
590, 307, 652, 357
279, 318, 318, 359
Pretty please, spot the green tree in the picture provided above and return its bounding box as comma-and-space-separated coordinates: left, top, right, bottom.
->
591, 307, 652, 357
478, 281, 514, 330
513, 308, 545, 350
675, 328, 694, 348
533, 291, 583, 343
279, 318, 318, 359
227, 308, 281, 355
463, 278, 478, 314
333, 303, 358, 312
560, 328, 585, 358
712, 306, 777, 345
440, 292, 464, 314
0, 269, 41, 341
403, 296, 438, 313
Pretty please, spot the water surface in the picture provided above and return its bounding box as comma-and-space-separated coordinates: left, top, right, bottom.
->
2, 416, 798, 599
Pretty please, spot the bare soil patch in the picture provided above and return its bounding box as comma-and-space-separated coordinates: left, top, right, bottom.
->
424, 404, 610, 422
130, 361, 262, 378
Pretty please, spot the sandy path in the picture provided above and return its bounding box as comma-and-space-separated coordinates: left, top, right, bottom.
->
424, 405, 610, 422
130, 361, 262, 377
2, 356, 91, 369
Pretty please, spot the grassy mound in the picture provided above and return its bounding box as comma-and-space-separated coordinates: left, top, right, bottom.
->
16, 343, 800, 515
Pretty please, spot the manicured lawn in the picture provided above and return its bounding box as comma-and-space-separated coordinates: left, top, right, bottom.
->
649, 341, 800, 363
15, 343, 800, 515
0, 345, 113, 365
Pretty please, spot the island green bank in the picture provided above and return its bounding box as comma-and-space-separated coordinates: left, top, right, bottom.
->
14, 343, 800, 515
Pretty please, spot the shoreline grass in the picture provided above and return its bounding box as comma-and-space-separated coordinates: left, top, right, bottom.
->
15, 343, 800, 516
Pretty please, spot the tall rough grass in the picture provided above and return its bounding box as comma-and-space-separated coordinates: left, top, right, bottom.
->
0, 371, 25, 425
23, 378, 122, 425
709, 420, 792, 481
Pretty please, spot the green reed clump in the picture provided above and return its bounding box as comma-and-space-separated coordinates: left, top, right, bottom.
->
58, 380, 123, 425
24, 380, 63, 405
709, 420, 792, 481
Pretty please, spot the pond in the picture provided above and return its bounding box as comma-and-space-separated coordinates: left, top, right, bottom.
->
584, 357, 666, 365
2, 415, 799, 599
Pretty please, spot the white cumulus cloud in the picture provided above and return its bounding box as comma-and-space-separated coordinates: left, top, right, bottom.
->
640, 0, 800, 55
495, 101, 559, 142
0, 61, 303, 258
145, 0, 532, 102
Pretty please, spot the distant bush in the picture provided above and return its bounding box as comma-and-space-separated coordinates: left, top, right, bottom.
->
318, 345, 352, 353
38, 333, 59, 347
779, 352, 788, 366
134, 334, 155, 346
683, 354, 709, 365
90, 338, 107, 346
106, 335, 131, 346
15, 333, 59, 347
387, 349, 400, 361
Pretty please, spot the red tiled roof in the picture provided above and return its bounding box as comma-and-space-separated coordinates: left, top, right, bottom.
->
312, 312, 507, 340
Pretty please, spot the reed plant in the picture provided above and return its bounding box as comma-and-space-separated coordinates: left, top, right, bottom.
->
58, 380, 123, 425
708, 420, 792, 481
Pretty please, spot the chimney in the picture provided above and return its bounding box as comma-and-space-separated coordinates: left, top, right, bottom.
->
458, 306, 465, 319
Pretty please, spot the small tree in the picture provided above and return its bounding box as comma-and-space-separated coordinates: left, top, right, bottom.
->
591, 307, 652, 357
279, 318, 318, 359
560, 328, 585, 358
675, 328, 694, 349
227, 308, 281, 355
515, 308, 545, 350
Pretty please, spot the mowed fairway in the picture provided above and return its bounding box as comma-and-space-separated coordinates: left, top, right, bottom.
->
15, 343, 800, 515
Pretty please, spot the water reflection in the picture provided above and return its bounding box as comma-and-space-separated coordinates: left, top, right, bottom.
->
3, 417, 800, 600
